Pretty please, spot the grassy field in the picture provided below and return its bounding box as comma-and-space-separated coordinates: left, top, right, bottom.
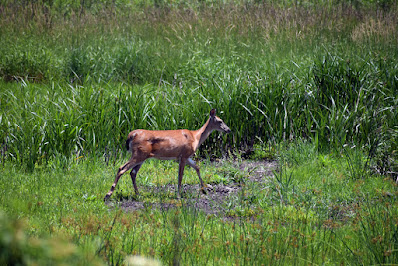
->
1, 143, 397, 265
1, 0, 398, 264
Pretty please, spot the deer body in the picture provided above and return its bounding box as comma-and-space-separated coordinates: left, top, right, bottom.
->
104, 109, 231, 201
126, 129, 198, 160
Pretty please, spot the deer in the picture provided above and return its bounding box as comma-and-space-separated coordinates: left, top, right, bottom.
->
104, 109, 231, 201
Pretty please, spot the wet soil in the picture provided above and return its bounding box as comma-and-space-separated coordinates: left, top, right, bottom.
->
109, 160, 278, 216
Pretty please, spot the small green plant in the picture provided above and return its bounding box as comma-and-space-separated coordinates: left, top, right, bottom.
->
271, 164, 294, 204
250, 143, 277, 160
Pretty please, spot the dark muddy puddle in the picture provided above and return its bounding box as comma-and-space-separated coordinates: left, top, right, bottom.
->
107, 160, 277, 217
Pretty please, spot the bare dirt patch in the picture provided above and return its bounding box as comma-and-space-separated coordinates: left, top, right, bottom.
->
238, 160, 278, 182
109, 160, 278, 216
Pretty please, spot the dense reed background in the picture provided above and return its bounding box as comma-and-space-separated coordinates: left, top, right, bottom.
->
1, 0, 397, 174
0, 0, 397, 264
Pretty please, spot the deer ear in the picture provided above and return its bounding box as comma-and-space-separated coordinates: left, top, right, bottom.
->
210, 109, 216, 117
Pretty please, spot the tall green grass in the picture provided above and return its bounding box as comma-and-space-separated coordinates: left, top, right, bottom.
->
1, 54, 397, 176
0, 4, 397, 180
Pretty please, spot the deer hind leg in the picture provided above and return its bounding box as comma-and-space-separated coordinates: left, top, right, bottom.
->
187, 158, 207, 194
130, 163, 143, 195
104, 158, 142, 201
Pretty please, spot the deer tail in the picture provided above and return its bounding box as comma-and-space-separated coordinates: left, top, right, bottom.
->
125, 133, 135, 151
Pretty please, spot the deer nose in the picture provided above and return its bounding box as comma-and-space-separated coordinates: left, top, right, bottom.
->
225, 127, 232, 133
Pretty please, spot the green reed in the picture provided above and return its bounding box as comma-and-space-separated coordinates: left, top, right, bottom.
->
1, 52, 396, 174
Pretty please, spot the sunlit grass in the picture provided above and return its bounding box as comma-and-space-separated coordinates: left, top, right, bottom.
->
1, 0, 397, 264
1, 141, 397, 264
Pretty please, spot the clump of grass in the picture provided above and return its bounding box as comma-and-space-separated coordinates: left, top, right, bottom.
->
0, 211, 104, 265
343, 198, 398, 264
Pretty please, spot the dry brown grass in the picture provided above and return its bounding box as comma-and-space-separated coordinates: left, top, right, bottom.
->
351, 15, 398, 42
1, 1, 397, 43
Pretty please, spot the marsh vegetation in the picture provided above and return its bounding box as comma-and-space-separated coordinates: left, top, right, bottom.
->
0, 0, 397, 264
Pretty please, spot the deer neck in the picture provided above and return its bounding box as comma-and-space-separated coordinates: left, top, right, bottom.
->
193, 118, 213, 150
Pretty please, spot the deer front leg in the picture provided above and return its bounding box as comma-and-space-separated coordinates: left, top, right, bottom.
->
130, 163, 143, 195
104, 159, 138, 201
187, 158, 207, 194
177, 158, 187, 198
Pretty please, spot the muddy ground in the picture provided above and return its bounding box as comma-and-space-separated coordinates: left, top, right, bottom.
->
109, 160, 278, 216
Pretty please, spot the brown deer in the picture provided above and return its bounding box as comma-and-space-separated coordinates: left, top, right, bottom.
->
104, 109, 231, 201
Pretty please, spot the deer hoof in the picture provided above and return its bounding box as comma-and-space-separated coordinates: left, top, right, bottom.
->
104, 194, 111, 202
